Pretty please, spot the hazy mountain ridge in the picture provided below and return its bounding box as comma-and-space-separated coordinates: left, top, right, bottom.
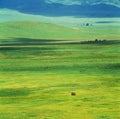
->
0, 0, 120, 17
46, 0, 120, 7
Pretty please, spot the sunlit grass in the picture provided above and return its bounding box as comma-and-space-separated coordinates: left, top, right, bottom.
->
0, 21, 119, 119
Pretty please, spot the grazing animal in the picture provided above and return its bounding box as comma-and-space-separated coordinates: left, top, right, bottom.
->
71, 92, 76, 96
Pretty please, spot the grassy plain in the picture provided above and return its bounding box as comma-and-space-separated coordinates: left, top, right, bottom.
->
0, 21, 120, 119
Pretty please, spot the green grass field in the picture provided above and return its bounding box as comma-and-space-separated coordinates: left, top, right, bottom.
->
0, 21, 120, 40
0, 21, 120, 119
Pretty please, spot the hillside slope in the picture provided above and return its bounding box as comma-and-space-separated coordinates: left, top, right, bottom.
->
0, 21, 81, 40
0, 21, 119, 42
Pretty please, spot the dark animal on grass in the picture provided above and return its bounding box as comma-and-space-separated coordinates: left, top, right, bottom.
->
71, 92, 76, 96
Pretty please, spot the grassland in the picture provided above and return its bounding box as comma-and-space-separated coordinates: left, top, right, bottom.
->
0, 21, 120, 119
0, 21, 120, 40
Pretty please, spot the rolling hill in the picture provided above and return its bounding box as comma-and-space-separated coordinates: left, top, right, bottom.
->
0, 21, 119, 42
1, 9, 120, 27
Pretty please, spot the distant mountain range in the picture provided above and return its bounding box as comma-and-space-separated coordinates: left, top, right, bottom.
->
46, 0, 120, 7
0, 0, 120, 17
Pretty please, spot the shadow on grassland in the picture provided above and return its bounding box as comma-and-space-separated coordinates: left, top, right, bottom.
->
0, 38, 62, 51
0, 88, 31, 97
0, 38, 120, 46
1, 63, 120, 73
0, 38, 66, 46
0, 46, 56, 51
